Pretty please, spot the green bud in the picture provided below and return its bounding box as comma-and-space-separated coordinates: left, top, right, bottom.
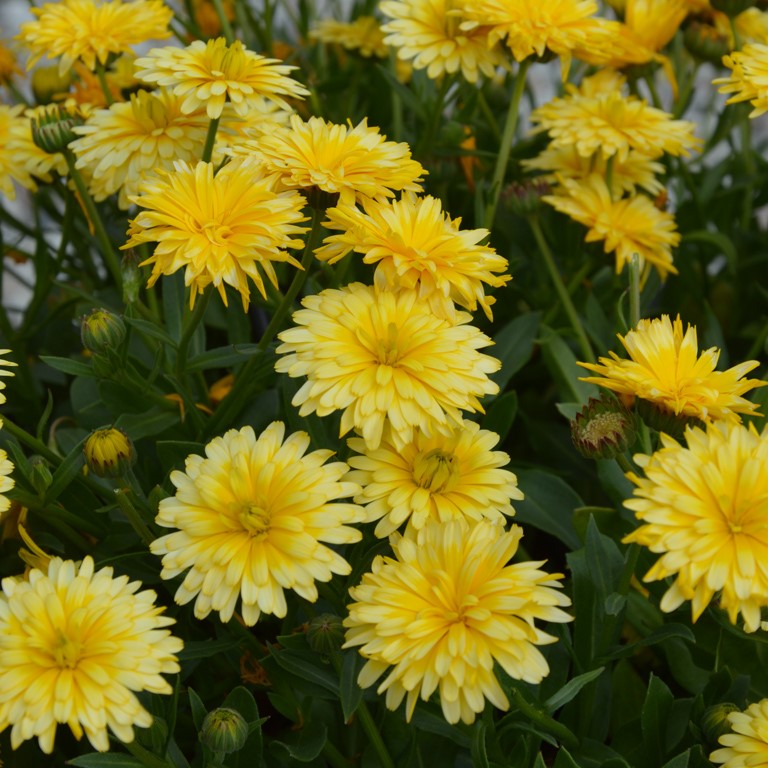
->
30, 103, 85, 154
121, 249, 142, 305
199, 708, 249, 755
81, 308, 126, 356
503, 179, 551, 218
29, 455, 53, 495
84, 427, 135, 478
683, 21, 730, 65
571, 395, 636, 460
702, 703, 739, 747
306, 613, 345, 657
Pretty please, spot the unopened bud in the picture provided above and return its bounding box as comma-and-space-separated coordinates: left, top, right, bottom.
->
683, 22, 730, 65
503, 179, 551, 217
31, 103, 84, 154
702, 703, 739, 747
84, 427, 135, 478
81, 308, 126, 356
199, 708, 249, 755
571, 395, 636, 460
29, 455, 53, 495
306, 613, 345, 657
31, 67, 72, 104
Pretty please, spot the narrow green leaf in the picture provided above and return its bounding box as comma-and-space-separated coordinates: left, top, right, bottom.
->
471, 721, 491, 768
66, 755, 145, 768
186, 344, 261, 371
155, 441, 204, 472
490, 312, 540, 393
268, 648, 339, 695
41, 355, 95, 378
177, 638, 240, 661
124, 316, 176, 347
540, 327, 598, 404
188, 687, 207, 732
662, 750, 690, 768
545, 667, 605, 713
116, 408, 180, 441
270, 721, 327, 762
339, 650, 364, 722
481, 390, 518, 442
641, 674, 674, 767
36, 389, 54, 441
44, 435, 87, 504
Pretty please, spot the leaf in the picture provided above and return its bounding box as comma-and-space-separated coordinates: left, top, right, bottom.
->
545, 667, 606, 713
222, 686, 259, 722
186, 344, 261, 371
481, 390, 518, 442
661, 751, 690, 768
270, 721, 327, 762
489, 312, 540, 394
604, 624, 695, 661
471, 721, 490, 768
339, 650, 364, 722
177, 638, 240, 661
641, 674, 675, 768
268, 647, 339, 695
115, 408, 180, 441
41, 355, 95, 378
124, 316, 176, 347
44, 435, 87, 504
155, 441, 204, 471
188, 688, 207, 732
411, 708, 472, 748
539, 327, 598, 404
66, 756, 145, 768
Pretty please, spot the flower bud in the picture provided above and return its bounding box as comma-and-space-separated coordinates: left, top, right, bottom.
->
121, 250, 142, 305
702, 703, 739, 746
80, 308, 126, 356
683, 21, 730, 65
30, 103, 85, 154
31, 67, 72, 104
306, 613, 345, 657
29, 455, 53, 495
635, 397, 702, 439
84, 427, 135, 478
503, 178, 551, 218
571, 395, 636, 460
199, 708, 249, 755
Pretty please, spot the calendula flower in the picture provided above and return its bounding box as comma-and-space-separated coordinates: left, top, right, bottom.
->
134, 37, 309, 119
578, 314, 766, 423
346, 419, 522, 537
543, 174, 679, 278
71, 88, 211, 208
0, 448, 15, 514
315, 193, 510, 320
715, 7, 768, 47
17, 0, 173, 76
624, 421, 768, 632
151, 423, 364, 626
275, 283, 500, 450
711, 700, 768, 766
380, 0, 506, 82
311, 16, 390, 59
344, 519, 572, 724
0, 349, 17, 405
0, 556, 182, 753
716, 43, 768, 117
123, 158, 308, 310
233, 115, 425, 206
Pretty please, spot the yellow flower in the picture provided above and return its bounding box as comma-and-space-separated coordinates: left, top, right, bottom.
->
150, 423, 364, 626
578, 315, 766, 423
232, 114, 425, 206
346, 419, 522, 537
711, 700, 768, 767
0, 448, 15, 514
543, 174, 680, 279
344, 519, 572, 724
380, 0, 506, 82
624, 421, 768, 632
123, 158, 308, 310
0, 349, 17, 405
715, 8, 768, 47
315, 193, 510, 320
716, 43, 768, 118
83, 427, 135, 477
530, 73, 701, 161
275, 283, 501, 450
311, 16, 390, 59
0, 556, 182, 753
134, 37, 309, 119
17, 0, 173, 76
71, 88, 211, 208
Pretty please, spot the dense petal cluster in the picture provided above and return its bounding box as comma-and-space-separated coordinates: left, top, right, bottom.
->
275, 283, 501, 450
151, 423, 364, 625
711, 699, 768, 767
0, 557, 182, 753
344, 519, 572, 724
716, 43, 768, 118
311, 16, 389, 58
578, 315, 766, 423
315, 193, 510, 319
123, 158, 308, 310
346, 419, 522, 537
134, 37, 309, 119
380, 0, 506, 82
625, 421, 768, 632
17, 0, 172, 75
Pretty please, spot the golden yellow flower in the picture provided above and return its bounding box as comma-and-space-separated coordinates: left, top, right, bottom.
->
17, 0, 173, 76
233, 114, 425, 206
83, 426, 135, 477
711, 700, 768, 767
0, 448, 15, 514
311, 16, 390, 59
543, 174, 680, 279
71, 88, 211, 208
380, 0, 506, 82
315, 193, 510, 320
123, 158, 308, 310
624, 421, 768, 632
275, 283, 501, 450
0, 349, 17, 405
344, 519, 572, 724
0, 556, 182, 753
151, 423, 364, 626
578, 315, 766, 423
715, 8, 768, 47
716, 43, 768, 118
346, 419, 522, 537
134, 37, 309, 119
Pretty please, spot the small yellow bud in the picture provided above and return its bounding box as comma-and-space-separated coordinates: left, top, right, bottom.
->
80, 308, 127, 356
83, 427, 135, 478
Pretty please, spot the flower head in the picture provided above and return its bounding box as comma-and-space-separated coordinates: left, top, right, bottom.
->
715, 43, 768, 118
17, 0, 173, 76
711, 699, 768, 766
625, 421, 768, 632
150, 423, 364, 625
134, 37, 309, 119
311, 16, 390, 59
380, 0, 506, 83
346, 419, 522, 537
578, 315, 766, 424
123, 158, 308, 310
0, 449, 15, 514
344, 519, 571, 724
83, 427, 135, 477
0, 556, 182, 753
0, 349, 17, 405
275, 283, 501, 450
543, 174, 679, 279
315, 193, 510, 320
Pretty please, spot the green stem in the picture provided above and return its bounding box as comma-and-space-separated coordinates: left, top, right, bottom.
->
509, 689, 578, 750
355, 700, 396, 768
122, 739, 175, 768
484, 59, 530, 229
644, 74, 662, 109
477, 89, 500, 142
628, 253, 641, 328
322, 739, 354, 768
114, 487, 156, 546
176, 288, 212, 381
94, 62, 114, 106
63, 151, 122, 289
614, 453, 635, 475
211, 0, 235, 44
415, 76, 451, 158
202, 116, 221, 163
529, 215, 595, 363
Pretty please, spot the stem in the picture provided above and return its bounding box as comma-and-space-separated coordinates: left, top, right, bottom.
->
355, 700, 396, 768
63, 151, 122, 289
211, 0, 235, 43
614, 453, 635, 475
739, 109, 755, 233
323, 739, 354, 768
628, 253, 641, 328
94, 62, 114, 106
122, 739, 175, 768
484, 59, 530, 229
415, 76, 451, 158
176, 288, 212, 381
529, 215, 595, 363
509, 689, 578, 750
114, 487, 156, 546
201, 116, 221, 163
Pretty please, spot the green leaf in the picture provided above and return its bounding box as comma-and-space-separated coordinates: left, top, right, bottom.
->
545, 667, 606, 713
641, 674, 675, 767
162, 272, 187, 344
44, 435, 87, 504
605, 624, 695, 660
552, 748, 580, 768
222, 686, 259, 722
540, 327, 598, 404
186, 344, 261, 371
471, 721, 490, 768
662, 751, 690, 768
66, 756, 145, 768
339, 650, 364, 722
490, 312, 540, 394
115, 407, 180, 441
268, 647, 339, 695
177, 638, 240, 661
411, 708, 472, 748
682, 230, 737, 276
188, 688, 207, 733
481, 390, 518, 442
270, 720, 327, 762
155, 441, 204, 471
124, 316, 176, 347
41, 355, 95, 378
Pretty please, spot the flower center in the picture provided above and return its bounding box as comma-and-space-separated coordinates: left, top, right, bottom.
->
376, 322, 403, 366
239, 504, 271, 536
413, 449, 459, 493
52, 631, 81, 669
202, 219, 232, 247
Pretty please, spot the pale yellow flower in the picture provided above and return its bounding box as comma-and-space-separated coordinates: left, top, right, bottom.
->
716, 43, 768, 118
0, 349, 17, 405
711, 700, 768, 767
0, 449, 14, 514
311, 16, 390, 59
344, 518, 572, 724
151, 423, 364, 625
0, 556, 182, 753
